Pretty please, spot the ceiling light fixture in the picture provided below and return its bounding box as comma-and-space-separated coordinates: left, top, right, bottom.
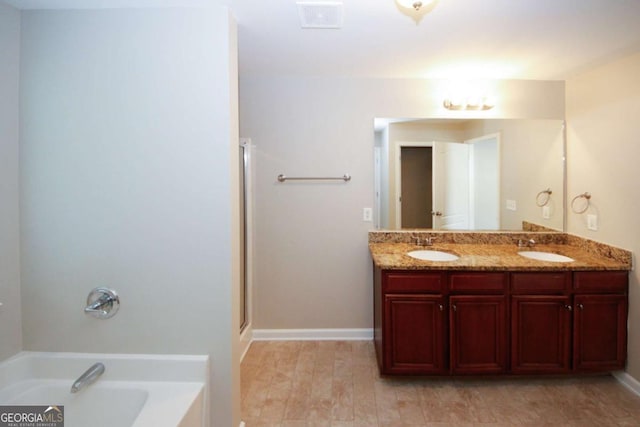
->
396, 0, 424, 11
395, 0, 437, 23
395, 0, 435, 12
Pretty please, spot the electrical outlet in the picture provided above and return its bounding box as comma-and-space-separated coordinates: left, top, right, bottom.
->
542, 206, 550, 219
587, 214, 598, 231
506, 199, 517, 211
363, 207, 373, 222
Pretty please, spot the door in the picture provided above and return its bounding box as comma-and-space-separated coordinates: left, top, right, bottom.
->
400, 146, 432, 228
384, 294, 446, 374
239, 144, 248, 331
433, 141, 470, 229
511, 295, 572, 373
450, 295, 507, 374
466, 134, 500, 229
574, 294, 627, 371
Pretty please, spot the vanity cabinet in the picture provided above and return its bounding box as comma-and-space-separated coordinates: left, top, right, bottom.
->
384, 294, 446, 374
377, 271, 446, 374
450, 295, 507, 374
511, 295, 572, 373
375, 270, 508, 375
510, 272, 572, 374
374, 268, 628, 377
573, 271, 628, 372
449, 273, 508, 375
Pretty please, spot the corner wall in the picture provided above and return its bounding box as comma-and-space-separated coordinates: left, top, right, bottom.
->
0, 0, 22, 362
19, 8, 240, 425
566, 52, 640, 381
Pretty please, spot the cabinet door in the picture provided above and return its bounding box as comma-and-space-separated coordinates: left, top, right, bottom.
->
511, 295, 572, 374
574, 294, 627, 371
384, 294, 446, 374
450, 295, 507, 374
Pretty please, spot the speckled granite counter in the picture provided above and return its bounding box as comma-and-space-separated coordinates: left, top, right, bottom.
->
369, 231, 632, 271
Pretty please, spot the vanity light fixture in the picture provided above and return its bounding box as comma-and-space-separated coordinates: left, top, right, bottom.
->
443, 97, 494, 111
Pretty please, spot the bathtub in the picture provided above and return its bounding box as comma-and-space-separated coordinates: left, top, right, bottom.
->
0, 351, 209, 427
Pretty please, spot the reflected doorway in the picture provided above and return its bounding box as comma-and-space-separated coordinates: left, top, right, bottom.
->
400, 146, 433, 228
396, 135, 499, 230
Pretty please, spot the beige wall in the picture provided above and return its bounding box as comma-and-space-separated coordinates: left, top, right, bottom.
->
0, 1, 22, 361
566, 52, 640, 381
19, 8, 240, 425
466, 119, 565, 231
239, 77, 564, 330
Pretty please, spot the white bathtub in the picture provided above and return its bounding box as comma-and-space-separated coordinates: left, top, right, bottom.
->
0, 352, 209, 427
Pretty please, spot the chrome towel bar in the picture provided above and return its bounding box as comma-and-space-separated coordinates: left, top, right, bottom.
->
277, 173, 351, 182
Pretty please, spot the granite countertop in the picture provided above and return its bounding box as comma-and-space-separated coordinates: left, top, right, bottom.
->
369, 242, 631, 271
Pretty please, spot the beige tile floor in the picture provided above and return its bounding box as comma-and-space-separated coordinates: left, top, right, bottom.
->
241, 340, 640, 427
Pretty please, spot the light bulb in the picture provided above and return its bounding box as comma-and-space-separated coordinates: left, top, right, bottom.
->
396, 0, 434, 11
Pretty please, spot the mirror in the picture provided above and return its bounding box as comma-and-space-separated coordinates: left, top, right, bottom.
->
373, 118, 565, 231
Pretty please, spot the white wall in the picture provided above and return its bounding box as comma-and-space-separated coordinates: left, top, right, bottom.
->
239, 77, 564, 330
566, 52, 640, 381
19, 8, 240, 426
0, 0, 22, 362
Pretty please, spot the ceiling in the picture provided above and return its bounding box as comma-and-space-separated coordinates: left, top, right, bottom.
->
7, 0, 640, 80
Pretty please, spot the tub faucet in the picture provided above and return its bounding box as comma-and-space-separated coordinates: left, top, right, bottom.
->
70, 362, 105, 393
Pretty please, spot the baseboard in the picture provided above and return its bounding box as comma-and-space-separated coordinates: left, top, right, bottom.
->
252, 328, 373, 341
612, 371, 640, 397
239, 324, 253, 362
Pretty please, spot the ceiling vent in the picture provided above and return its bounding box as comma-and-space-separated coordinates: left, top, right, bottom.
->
297, 1, 344, 29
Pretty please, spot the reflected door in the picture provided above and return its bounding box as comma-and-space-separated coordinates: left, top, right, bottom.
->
400, 147, 433, 228
433, 142, 470, 229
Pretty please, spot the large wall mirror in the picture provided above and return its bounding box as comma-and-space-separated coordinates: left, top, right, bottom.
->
374, 118, 565, 231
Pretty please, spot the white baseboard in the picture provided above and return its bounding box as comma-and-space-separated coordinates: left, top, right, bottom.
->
252, 328, 373, 341
239, 324, 253, 362
612, 371, 640, 397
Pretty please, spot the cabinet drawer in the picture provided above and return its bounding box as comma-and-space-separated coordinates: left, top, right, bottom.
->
449, 273, 507, 293
383, 271, 445, 293
511, 272, 570, 294
573, 271, 628, 293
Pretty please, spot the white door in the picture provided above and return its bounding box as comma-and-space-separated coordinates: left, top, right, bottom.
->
433, 141, 470, 229
467, 133, 500, 229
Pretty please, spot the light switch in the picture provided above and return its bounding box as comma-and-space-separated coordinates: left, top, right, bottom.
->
363, 207, 373, 222
506, 199, 517, 211
587, 214, 598, 231
542, 206, 550, 219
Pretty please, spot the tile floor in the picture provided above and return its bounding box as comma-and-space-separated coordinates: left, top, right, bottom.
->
241, 340, 640, 427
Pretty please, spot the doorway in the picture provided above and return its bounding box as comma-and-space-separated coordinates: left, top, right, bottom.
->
400, 146, 433, 228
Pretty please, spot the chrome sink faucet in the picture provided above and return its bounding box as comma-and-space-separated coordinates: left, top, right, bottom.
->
517, 238, 536, 248
70, 362, 105, 393
413, 236, 436, 247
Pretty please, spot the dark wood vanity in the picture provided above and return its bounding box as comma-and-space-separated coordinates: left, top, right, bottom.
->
374, 268, 628, 376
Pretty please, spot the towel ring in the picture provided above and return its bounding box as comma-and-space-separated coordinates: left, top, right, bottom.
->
536, 188, 552, 207
571, 192, 591, 214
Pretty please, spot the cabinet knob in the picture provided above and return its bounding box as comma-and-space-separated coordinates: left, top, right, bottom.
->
452, 305, 457, 312
565, 304, 573, 311
578, 303, 584, 310
439, 304, 444, 311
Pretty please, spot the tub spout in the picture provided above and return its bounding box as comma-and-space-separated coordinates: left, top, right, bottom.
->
70, 362, 105, 393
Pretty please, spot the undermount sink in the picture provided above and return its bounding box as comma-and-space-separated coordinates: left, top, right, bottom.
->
407, 250, 459, 262
518, 251, 574, 263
